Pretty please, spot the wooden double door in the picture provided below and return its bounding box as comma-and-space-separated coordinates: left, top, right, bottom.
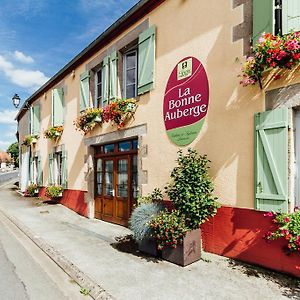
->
94, 140, 138, 226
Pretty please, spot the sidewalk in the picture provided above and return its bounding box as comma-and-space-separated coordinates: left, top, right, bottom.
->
0, 183, 298, 300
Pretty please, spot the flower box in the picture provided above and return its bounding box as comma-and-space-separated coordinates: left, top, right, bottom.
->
162, 228, 201, 266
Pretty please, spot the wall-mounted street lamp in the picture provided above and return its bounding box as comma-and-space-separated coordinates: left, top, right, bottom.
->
12, 94, 21, 108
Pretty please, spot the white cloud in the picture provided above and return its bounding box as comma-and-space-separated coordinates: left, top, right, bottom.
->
14, 51, 34, 64
0, 55, 49, 90
0, 109, 17, 124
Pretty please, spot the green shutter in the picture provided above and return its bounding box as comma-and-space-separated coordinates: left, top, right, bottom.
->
109, 51, 118, 101
253, 0, 273, 46
48, 153, 54, 185
61, 148, 68, 189
80, 71, 90, 111
102, 56, 109, 106
37, 154, 42, 187
52, 88, 64, 126
29, 107, 33, 135
138, 26, 156, 95
254, 108, 289, 213
32, 105, 40, 135
282, 0, 300, 34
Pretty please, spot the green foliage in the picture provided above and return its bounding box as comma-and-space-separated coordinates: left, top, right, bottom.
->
137, 188, 163, 206
26, 183, 38, 197
44, 126, 63, 140
129, 203, 164, 242
264, 210, 300, 253
7, 142, 19, 167
165, 149, 220, 230
45, 185, 63, 198
150, 210, 188, 250
22, 135, 39, 146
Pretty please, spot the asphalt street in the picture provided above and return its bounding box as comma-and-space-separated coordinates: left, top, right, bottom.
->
0, 194, 91, 300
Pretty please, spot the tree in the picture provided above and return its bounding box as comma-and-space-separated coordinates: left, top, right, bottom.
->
7, 142, 19, 167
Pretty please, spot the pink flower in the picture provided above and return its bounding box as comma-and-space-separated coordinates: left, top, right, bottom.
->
263, 212, 273, 217
284, 217, 290, 223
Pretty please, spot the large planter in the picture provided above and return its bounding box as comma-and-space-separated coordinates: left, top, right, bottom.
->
162, 228, 201, 266
138, 238, 158, 257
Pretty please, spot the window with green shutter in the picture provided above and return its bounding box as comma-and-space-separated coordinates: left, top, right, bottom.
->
109, 51, 118, 101
80, 71, 90, 111
48, 153, 54, 185
37, 154, 43, 186
253, 1, 300, 46
102, 56, 109, 106
254, 108, 289, 213
31, 104, 40, 135
52, 88, 64, 126
282, 0, 300, 34
61, 148, 68, 189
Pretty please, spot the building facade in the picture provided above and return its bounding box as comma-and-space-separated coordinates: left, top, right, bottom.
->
17, 0, 300, 276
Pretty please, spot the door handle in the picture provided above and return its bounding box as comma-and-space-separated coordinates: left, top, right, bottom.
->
112, 189, 115, 197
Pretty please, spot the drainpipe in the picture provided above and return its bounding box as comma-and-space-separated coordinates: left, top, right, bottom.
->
274, 0, 282, 35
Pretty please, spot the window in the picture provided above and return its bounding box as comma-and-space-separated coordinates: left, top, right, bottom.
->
49, 148, 67, 188
123, 49, 137, 99
30, 104, 40, 135
253, 0, 300, 45
30, 153, 42, 186
54, 151, 63, 185
95, 68, 103, 108
52, 88, 64, 126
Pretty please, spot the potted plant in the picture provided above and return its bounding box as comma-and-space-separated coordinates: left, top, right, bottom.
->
74, 107, 103, 134
264, 210, 300, 254
45, 185, 63, 202
25, 183, 39, 197
44, 126, 64, 140
150, 149, 219, 266
23, 135, 39, 146
129, 188, 164, 256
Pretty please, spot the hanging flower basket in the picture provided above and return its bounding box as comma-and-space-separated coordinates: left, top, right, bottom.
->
74, 107, 103, 134
22, 135, 39, 146
102, 98, 137, 129
44, 126, 64, 140
240, 31, 300, 88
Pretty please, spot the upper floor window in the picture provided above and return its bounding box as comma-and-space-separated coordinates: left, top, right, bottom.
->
52, 87, 64, 126
30, 104, 40, 135
123, 49, 137, 99
253, 0, 300, 45
95, 68, 103, 108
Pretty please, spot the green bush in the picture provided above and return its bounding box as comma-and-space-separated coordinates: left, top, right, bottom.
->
165, 149, 220, 230
26, 183, 38, 197
45, 185, 63, 198
129, 203, 164, 242
136, 188, 163, 206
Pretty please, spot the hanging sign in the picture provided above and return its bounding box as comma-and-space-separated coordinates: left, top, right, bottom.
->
163, 56, 209, 146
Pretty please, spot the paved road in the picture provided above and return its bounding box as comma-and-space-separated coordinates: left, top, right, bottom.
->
0, 209, 91, 300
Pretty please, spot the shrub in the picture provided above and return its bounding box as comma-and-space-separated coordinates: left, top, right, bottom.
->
150, 210, 188, 250
45, 185, 63, 198
129, 203, 164, 243
165, 149, 220, 230
136, 188, 163, 206
264, 210, 300, 253
25, 183, 38, 197
23, 135, 39, 146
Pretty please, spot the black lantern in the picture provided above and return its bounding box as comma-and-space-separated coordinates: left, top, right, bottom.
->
12, 94, 20, 108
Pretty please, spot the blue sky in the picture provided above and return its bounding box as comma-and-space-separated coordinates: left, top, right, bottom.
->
0, 0, 139, 150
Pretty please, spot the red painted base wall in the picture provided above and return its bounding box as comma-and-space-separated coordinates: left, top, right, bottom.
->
201, 206, 300, 277
39, 187, 88, 217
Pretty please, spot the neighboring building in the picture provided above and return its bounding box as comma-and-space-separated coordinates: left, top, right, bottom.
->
16, 0, 300, 276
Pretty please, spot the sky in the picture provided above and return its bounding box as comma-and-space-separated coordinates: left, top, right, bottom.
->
0, 0, 139, 151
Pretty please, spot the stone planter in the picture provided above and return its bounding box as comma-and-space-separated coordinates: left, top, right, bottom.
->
162, 228, 201, 266
138, 238, 158, 257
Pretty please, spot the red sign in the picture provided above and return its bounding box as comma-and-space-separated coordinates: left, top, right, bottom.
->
163, 57, 209, 146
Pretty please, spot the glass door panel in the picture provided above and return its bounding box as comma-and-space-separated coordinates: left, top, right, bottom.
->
104, 160, 114, 196
132, 155, 138, 199
117, 159, 128, 198
96, 158, 103, 195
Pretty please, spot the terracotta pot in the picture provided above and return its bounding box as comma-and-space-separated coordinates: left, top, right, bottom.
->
138, 238, 158, 257
162, 228, 201, 266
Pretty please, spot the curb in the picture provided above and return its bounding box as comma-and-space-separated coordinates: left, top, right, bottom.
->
0, 209, 114, 300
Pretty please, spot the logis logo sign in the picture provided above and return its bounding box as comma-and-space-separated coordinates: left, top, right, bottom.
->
163, 57, 209, 146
